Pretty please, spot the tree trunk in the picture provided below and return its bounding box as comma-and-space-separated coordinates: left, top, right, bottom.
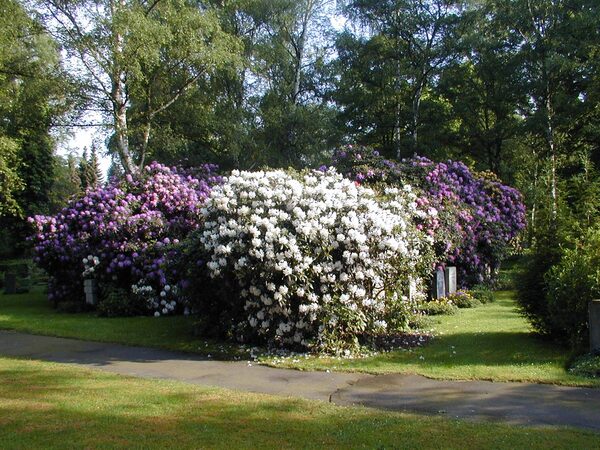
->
138, 120, 152, 171
493, 137, 503, 176
110, 0, 136, 173
393, 34, 402, 160
412, 82, 423, 153
110, 0, 135, 175
530, 149, 538, 245
545, 78, 557, 222
394, 96, 402, 159
292, 0, 313, 105
112, 86, 134, 174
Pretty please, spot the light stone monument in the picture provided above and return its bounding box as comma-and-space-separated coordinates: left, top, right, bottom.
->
433, 268, 446, 299
444, 266, 457, 296
84, 279, 98, 306
408, 277, 417, 302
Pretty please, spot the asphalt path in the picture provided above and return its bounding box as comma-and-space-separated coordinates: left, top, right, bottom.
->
1, 330, 598, 431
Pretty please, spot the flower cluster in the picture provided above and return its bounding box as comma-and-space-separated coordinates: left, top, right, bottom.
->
182, 169, 434, 352
331, 146, 526, 285
29, 162, 220, 314
329, 145, 394, 183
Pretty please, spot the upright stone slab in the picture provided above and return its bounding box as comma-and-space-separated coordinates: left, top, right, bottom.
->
590, 300, 600, 353
4, 273, 16, 294
84, 279, 98, 306
444, 266, 457, 296
408, 277, 417, 302
433, 269, 446, 299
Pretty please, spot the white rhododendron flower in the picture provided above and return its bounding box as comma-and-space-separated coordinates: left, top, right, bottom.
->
194, 169, 432, 352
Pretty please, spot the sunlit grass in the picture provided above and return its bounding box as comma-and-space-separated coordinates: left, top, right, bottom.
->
263, 291, 600, 387
0, 288, 247, 359
1, 288, 598, 386
0, 357, 598, 448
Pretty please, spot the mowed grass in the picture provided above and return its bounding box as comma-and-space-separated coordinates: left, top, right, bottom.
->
265, 291, 600, 387
1, 288, 598, 386
0, 357, 598, 449
0, 288, 247, 359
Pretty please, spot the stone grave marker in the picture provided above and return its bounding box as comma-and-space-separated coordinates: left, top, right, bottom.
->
445, 266, 457, 296
433, 268, 446, 299
84, 279, 98, 306
590, 300, 600, 353
408, 277, 417, 301
4, 273, 16, 294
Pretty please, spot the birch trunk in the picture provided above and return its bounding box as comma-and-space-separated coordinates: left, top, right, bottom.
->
545, 76, 557, 222
412, 82, 423, 152
393, 30, 402, 159
292, 0, 314, 105
110, 0, 135, 174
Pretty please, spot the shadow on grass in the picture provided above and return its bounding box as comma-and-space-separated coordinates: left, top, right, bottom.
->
0, 292, 249, 360
0, 361, 599, 449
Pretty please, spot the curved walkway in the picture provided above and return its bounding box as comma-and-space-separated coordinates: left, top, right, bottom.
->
1, 330, 599, 431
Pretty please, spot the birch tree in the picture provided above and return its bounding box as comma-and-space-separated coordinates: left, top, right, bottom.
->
33, 0, 240, 173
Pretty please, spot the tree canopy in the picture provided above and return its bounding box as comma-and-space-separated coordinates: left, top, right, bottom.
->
2, 0, 599, 256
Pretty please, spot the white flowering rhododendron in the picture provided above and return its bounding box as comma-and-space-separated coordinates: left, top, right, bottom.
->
185, 169, 434, 352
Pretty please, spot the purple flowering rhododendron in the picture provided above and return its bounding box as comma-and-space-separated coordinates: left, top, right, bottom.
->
331, 145, 526, 286
29, 162, 221, 313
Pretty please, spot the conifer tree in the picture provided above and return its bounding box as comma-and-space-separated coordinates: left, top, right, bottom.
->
89, 145, 103, 187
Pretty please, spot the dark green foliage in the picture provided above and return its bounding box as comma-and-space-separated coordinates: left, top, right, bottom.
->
0, 261, 30, 293
97, 285, 147, 318
516, 246, 560, 338
89, 146, 104, 186
569, 353, 600, 379
448, 291, 481, 309
78, 147, 103, 190
56, 301, 90, 313
78, 149, 92, 190
544, 227, 600, 347
176, 236, 246, 340
0, 136, 23, 217
187, 274, 248, 341
470, 285, 495, 304
0, 0, 71, 256
338, 0, 461, 159
418, 298, 458, 316
517, 225, 600, 347
47, 155, 83, 213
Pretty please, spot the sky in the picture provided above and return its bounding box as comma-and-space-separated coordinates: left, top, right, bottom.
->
60, 126, 111, 175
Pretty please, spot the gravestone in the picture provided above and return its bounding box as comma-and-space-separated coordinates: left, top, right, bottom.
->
433, 268, 446, 299
4, 273, 16, 294
84, 279, 98, 306
444, 266, 457, 296
408, 277, 417, 302
590, 300, 600, 353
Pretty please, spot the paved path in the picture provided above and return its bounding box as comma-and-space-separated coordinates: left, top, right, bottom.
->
1, 330, 599, 431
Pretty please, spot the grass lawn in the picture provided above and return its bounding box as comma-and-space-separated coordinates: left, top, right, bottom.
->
0, 357, 598, 449
0, 288, 248, 359
267, 291, 600, 387
1, 288, 598, 387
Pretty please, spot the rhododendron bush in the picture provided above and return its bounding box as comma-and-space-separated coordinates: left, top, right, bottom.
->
27, 149, 525, 352
332, 146, 526, 285
29, 162, 220, 315
180, 169, 435, 352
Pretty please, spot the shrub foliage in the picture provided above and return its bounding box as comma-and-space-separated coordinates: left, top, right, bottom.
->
181, 169, 434, 352
331, 145, 526, 286
29, 162, 220, 315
